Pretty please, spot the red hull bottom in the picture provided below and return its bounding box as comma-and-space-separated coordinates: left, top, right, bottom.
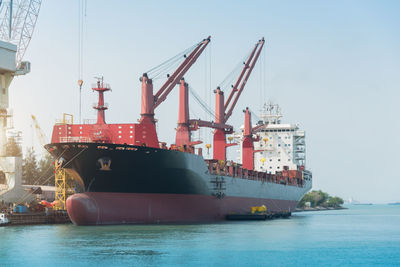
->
66, 192, 298, 225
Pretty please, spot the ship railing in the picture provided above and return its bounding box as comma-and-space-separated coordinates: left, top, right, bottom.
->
92, 102, 109, 109
206, 160, 305, 187
83, 119, 96, 124
92, 83, 111, 89
59, 136, 92, 143
55, 118, 73, 125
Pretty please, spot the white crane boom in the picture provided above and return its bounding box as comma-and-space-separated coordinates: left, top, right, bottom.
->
31, 114, 47, 149
0, 0, 42, 66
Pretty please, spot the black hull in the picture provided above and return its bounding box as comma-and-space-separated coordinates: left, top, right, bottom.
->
46, 143, 211, 195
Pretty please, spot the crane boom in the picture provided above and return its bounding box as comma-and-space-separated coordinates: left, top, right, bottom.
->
138, 36, 211, 148
210, 38, 264, 162
0, 0, 42, 66
153, 36, 211, 110
224, 41, 259, 111
224, 38, 264, 122
140, 36, 211, 123
16, 0, 41, 66
31, 114, 47, 149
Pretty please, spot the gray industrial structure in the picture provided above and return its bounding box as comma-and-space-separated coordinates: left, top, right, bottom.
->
0, 0, 42, 203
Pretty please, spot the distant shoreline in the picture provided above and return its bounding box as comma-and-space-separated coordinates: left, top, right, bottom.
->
294, 206, 347, 212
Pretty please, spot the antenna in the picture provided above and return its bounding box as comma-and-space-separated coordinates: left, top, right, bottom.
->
78, 79, 83, 123
94, 76, 104, 87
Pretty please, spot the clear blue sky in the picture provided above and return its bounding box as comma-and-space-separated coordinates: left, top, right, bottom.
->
9, 0, 400, 203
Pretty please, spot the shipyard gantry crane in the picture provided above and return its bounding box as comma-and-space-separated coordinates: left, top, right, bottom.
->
0, 0, 42, 156
0, 0, 42, 66
0, 0, 42, 203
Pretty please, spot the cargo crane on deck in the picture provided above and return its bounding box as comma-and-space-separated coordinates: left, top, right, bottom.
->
173, 38, 265, 168
138, 36, 211, 148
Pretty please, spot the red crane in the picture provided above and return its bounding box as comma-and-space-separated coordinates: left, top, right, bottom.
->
140, 36, 211, 124
215, 38, 264, 162
182, 38, 265, 161
138, 36, 211, 147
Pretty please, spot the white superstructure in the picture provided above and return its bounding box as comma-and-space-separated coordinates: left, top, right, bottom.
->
237, 103, 307, 174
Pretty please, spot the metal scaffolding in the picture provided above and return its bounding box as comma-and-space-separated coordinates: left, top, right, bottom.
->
54, 165, 74, 210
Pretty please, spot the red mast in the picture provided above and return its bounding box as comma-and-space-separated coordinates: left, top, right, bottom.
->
213, 87, 228, 161
242, 107, 254, 170
175, 79, 190, 146
92, 78, 111, 124
139, 73, 154, 124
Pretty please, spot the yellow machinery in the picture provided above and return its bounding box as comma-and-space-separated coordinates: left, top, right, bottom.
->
53, 113, 75, 210
251, 205, 267, 214
54, 167, 74, 210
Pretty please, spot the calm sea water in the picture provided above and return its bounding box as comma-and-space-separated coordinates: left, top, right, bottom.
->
0, 205, 399, 266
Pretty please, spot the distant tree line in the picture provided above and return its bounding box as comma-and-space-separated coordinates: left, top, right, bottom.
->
298, 190, 344, 208
2, 137, 55, 186
5, 136, 22, 157
22, 148, 55, 186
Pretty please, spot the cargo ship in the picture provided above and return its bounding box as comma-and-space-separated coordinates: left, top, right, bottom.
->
45, 37, 312, 225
